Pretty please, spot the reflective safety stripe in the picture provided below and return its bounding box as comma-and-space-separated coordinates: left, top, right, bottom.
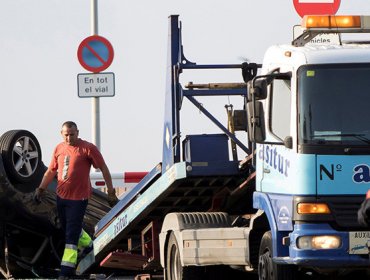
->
62, 155, 70, 180
78, 229, 92, 250
62, 244, 78, 267
61, 260, 76, 268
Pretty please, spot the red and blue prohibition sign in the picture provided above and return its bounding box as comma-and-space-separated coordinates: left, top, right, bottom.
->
77, 35, 114, 73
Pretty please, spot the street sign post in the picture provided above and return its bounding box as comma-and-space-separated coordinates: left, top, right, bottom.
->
293, 0, 341, 18
77, 35, 114, 73
78, 72, 115, 98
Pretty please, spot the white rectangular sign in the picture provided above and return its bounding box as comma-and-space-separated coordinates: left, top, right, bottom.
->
298, 0, 334, 3
78, 72, 115, 98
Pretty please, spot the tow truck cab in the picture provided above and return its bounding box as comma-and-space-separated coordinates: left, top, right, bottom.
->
251, 15, 370, 268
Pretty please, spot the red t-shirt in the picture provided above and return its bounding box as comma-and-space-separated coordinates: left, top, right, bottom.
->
49, 139, 105, 200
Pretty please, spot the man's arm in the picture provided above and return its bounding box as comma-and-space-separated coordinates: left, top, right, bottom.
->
100, 162, 119, 206
38, 168, 57, 190
100, 162, 114, 192
33, 168, 57, 202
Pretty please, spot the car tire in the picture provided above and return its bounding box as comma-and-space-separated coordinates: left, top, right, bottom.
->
0, 130, 44, 186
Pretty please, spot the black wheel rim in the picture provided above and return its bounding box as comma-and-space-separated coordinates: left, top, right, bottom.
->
259, 251, 273, 280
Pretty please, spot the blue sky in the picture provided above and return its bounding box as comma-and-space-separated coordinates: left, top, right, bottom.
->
0, 0, 369, 172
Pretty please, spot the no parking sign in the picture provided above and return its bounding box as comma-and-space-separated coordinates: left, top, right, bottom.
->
77, 35, 114, 73
293, 0, 341, 18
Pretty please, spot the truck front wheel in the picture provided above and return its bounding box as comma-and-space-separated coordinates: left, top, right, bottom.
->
258, 231, 297, 280
165, 232, 203, 280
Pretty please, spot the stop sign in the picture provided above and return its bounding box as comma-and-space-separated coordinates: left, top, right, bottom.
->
293, 0, 341, 18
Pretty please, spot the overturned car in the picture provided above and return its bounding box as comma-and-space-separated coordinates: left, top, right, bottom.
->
0, 130, 111, 278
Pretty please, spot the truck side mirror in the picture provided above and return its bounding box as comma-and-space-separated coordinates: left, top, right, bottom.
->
247, 72, 291, 102
247, 79, 268, 101
233, 110, 248, 131
247, 101, 265, 143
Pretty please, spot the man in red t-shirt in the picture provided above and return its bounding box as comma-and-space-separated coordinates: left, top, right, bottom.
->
34, 121, 118, 279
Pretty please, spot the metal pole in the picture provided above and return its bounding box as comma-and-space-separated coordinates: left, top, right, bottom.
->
91, 0, 101, 150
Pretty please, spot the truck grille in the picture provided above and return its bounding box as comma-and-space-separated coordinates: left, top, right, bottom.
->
294, 196, 365, 231
326, 196, 364, 230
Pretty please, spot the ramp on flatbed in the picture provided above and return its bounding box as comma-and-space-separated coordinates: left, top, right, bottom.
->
77, 160, 250, 274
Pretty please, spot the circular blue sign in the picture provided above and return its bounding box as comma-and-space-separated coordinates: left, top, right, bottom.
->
77, 35, 114, 73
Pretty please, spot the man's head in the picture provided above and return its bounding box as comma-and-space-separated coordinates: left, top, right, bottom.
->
61, 121, 79, 146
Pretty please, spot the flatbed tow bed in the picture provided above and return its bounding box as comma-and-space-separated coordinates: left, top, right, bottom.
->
78, 160, 252, 275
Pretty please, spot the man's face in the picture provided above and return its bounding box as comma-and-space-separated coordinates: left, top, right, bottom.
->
61, 125, 79, 146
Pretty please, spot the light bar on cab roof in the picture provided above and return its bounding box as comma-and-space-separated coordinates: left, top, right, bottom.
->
302, 15, 370, 31
293, 15, 370, 46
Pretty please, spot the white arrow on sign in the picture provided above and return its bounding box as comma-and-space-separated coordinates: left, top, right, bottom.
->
299, 0, 334, 3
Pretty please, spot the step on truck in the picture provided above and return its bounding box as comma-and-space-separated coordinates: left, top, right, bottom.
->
77, 15, 370, 279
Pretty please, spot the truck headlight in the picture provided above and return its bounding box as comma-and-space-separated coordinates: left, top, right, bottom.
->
297, 235, 341, 249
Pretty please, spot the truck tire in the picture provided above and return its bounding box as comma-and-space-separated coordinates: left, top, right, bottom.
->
165, 232, 203, 280
258, 231, 297, 280
0, 130, 43, 185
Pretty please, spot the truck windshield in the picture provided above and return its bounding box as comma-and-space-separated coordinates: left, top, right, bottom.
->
298, 63, 370, 146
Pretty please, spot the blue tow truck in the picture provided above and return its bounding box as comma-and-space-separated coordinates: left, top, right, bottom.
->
74, 14, 370, 279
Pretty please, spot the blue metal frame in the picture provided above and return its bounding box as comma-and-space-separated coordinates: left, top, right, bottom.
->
161, 15, 251, 173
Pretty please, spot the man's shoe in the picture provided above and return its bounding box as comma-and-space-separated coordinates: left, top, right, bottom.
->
58, 276, 69, 280
78, 245, 93, 260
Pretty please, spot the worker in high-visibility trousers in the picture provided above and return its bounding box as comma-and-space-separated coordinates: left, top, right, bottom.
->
34, 121, 118, 279
60, 228, 93, 272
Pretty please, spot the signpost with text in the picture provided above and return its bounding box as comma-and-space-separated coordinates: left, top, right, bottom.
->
77, 35, 115, 98
77, 28, 116, 151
